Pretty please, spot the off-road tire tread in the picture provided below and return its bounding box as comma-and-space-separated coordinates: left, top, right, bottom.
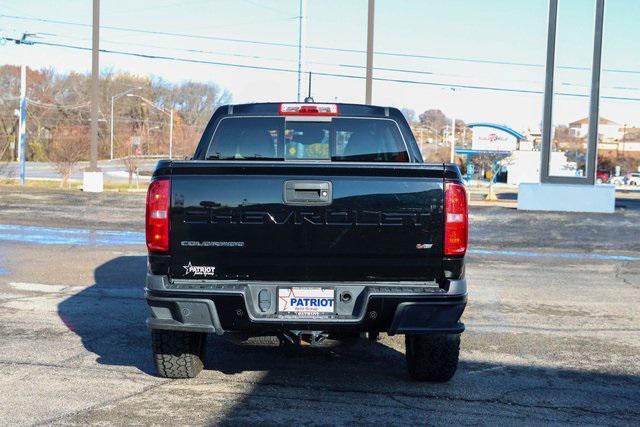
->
405, 333, 460, 382
152, 330, 205, 378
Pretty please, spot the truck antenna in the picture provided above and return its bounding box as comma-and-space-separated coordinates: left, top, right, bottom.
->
304, 72, 314, 102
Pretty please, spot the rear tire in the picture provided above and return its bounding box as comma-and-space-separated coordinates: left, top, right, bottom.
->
405, 333, 460, 382
152, 330, 206, 378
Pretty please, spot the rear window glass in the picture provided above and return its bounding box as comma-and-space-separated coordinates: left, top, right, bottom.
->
206, 117, 282, 160
285, 121, 331, 160
206, 116, 408, 162
332, 118, 408, 162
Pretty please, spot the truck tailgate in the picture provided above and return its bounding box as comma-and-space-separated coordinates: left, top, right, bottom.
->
167, 162, 445, 282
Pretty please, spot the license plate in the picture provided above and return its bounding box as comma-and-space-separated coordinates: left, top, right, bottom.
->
278, 288, 335, 316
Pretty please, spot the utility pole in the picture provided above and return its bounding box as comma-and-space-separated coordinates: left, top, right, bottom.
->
449, 87, 457, 163
110, 96, 114, 161
18, 64, 26, 187
296, 0, 306, 102
84, 0, 103, 191
89, 0, 100, 170
365, 0, 375, 104
618, 124, 626, 165
169, 109, 174, 159
450, 115, 456, 163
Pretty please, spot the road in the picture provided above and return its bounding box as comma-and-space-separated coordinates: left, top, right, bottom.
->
0, 187, 638, 425
1, 160, 158, 183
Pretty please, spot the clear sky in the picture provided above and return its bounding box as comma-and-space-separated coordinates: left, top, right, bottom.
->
1, 0, 639, 130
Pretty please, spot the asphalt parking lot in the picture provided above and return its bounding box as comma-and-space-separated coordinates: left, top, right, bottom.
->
0, 186, 638, 425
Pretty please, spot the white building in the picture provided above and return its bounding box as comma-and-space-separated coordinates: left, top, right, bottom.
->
568, 117, 622, 140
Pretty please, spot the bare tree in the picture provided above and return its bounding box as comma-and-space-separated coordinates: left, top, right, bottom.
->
0, 144, 12, 181
419, 109, 448, 130
400, 108, 417, 124
123, 155, 140, 188
0, 65, 233, 164
49, 126, 89, 188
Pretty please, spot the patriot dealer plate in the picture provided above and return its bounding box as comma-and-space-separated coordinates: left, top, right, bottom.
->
277, 288, 335, 316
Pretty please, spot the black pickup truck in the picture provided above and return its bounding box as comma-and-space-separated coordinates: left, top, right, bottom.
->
145, 102, 468, 381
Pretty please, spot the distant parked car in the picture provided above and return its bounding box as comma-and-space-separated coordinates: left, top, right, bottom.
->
611, 173, 640, 186
610, 176, 623, 185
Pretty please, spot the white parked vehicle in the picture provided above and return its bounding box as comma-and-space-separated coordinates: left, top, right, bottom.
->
611, 173, 640, 186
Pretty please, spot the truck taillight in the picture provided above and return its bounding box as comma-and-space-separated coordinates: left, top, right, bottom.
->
146, 179, 170, 252
279, 103, 338, 116
444, 182, 468, 256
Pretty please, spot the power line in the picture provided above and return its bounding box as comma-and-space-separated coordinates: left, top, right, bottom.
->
27, 98, 90, 110
0, 14, 304, 47
2, 13, 639, 75
44, 31, 440, 77
26, 31, 640, 93
7, 37, 640, 103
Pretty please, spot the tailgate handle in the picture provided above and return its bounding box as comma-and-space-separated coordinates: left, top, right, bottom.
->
284, 181, 332, 205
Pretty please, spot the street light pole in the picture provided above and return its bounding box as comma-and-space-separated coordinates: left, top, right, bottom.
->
110, 87, 141, 160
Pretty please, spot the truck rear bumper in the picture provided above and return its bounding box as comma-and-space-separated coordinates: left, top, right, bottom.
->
144, 274, 467, 336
